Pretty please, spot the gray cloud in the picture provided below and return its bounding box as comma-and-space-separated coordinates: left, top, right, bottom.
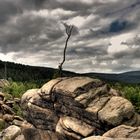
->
0, 11, 64, 53
0, 0, 20, 24
113, 47, 140, 59
67, 44, 108, 60
122, 35, 140, 46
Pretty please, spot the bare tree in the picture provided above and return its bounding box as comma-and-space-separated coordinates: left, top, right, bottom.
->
58, 24, 73, 77
4, 62, 7, 80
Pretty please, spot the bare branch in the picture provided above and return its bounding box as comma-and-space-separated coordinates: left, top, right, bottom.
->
58, 24, 73, 77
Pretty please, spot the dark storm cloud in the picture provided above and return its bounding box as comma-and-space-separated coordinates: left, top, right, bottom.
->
104, 1, 140, 17
80, 19, 136, 41
67, 45, 108, 59
57, 1, 92, 12
22, 0, 54, 10
0, 12, 64, 53
22, 0, 93, 12
25, 0, 46, 8
113, 47, 140, 59
89, 54, 134, 73
0, 0, 20, 24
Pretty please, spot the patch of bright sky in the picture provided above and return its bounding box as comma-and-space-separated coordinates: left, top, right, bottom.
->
67, 16, 86, 28
0, 53, 14, 62
108, 33, 134, 54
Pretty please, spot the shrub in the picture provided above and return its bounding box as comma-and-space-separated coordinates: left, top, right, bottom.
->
111, 83, 140, 113
0, 119, 5, 131
3, 81, 39, 98
12, 102, 23, 117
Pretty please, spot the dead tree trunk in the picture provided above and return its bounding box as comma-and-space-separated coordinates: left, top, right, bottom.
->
4, 62, 7, 80
58, 24, 73, 77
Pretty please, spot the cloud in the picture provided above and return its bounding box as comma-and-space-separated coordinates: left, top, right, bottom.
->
122, 35, 140, 46
0, 0, 140, 73
113, 46, 140, 59
0, 0, 20, 24
0, 10, 64, 53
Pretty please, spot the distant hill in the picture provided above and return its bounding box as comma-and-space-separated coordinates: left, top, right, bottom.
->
0, 60, 76, 83
0, 60, 140, 84
83, 71, 140, 84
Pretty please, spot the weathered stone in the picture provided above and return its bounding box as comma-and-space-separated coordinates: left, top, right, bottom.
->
103, 125, 140, 139
75, 89, 95, 105
53, 77, 102, 97
5, 100, 15, 107
75, 84, 110, 109
22, 126, 64, 140
56, 116, 95, 139
24, 102, 58, 130
38, 130, 65, 140
3, 114, 14, 122
15, 135, 25, 140
82, 136, 140, 140
1, 104, 15, 115
56, 118, 81, 140
123, 113, 140, 126
22, 127, 41, 140
21, 89, 39, 105
86, 96, 110, 116
1, 125, 21, 140
14, 116, 24, 121
21, 88, 58, 130
98, 96, 134, 126
13, 119, 23, 127
40, 78, 63, 95
22, 88, 53, 110
0, 92, 5, 101
109, 88, 121, 96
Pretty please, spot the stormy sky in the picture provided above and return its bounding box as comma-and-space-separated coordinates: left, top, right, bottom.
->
0, 0, 140, 73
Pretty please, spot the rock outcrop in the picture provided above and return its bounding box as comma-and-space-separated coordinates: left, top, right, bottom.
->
103, 125, 140, 139
20, 77, 140, 139
1, 125, 21, 140
83, 136, 140, 140
83, 125, 140, 140
0, 91, 23, 132
1, 76, 140, 140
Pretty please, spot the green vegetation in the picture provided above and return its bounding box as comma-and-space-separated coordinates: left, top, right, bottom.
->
111, 83, 140, 113
12, 102, 23, 117
0, 119, 5, 131
2, 81, 42, 117
0, 60, 75, 83
3, 81, 41, 98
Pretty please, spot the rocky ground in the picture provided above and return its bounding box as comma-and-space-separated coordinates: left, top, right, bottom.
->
0, 77, 140, 140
